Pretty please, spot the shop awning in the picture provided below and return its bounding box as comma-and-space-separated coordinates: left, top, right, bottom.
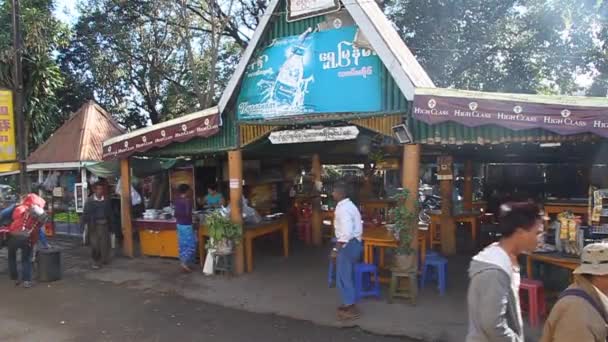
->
86, 158, 177, 178
102, 107, 220, 160
413, 88, 608, 138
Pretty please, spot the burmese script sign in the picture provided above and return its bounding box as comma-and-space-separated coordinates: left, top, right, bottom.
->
269, 126, 359, 144
287, 0, 340, 22
413, 94, 608, 138
103, 112, 220, 160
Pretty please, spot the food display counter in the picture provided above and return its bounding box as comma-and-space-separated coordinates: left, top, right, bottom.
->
133, 219, 182, 258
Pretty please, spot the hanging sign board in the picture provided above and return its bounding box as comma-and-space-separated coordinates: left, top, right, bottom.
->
287, 0, 340, 22
74, 183, 86, 213
0, 90, 18, 173
269, 126, 359, 144
237, 26, 382, 120
437, 156, 453, 181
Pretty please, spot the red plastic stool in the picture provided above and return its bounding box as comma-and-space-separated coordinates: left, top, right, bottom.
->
519, 278, 546, 327
297, 221, 312, 244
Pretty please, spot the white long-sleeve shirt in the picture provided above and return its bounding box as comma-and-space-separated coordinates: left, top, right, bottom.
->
334, 198, 362, 243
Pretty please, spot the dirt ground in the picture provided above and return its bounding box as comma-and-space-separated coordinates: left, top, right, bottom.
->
0, 276, 416, 342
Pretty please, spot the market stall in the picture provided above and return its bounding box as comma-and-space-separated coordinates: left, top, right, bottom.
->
410, 87, 608, 255
25, 101, 124, 236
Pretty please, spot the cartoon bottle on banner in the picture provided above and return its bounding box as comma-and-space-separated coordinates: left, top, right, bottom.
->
272, 28, 313, 108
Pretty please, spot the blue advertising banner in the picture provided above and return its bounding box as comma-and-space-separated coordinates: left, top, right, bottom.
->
237, 26, 382, 120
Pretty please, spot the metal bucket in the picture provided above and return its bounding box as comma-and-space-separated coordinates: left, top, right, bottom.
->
37, 249, 62, 282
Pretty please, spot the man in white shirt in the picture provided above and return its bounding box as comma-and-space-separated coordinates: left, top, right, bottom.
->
331, 182, 363, 321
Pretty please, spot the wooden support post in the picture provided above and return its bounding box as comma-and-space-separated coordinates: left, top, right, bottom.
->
402, 144, 421, 258
37, 170, 43, 196
311, 153, 322, 246
463, 160, 473, 212
120, 158, 134, 257
228, 150, 245, 274
438, 156, 456, 255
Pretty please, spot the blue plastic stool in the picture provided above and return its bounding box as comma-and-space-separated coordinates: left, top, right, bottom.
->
355, 263, 381, 300
426, 251, 440, 258
421, 256, 448, 296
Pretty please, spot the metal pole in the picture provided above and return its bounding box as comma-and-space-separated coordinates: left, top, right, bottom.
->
12, 0, 28, 194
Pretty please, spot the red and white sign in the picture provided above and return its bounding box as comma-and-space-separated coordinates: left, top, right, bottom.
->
103, 110, 220, 160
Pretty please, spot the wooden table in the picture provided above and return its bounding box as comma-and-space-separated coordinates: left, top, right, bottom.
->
362, 226, 427, 283
525, 253, 579, 280
428, 211, 480, 248
199, 217, 289, 272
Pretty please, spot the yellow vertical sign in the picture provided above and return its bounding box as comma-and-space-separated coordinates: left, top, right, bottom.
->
0, 90, 19, 173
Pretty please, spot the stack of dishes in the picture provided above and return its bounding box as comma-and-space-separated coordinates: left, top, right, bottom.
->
143, 209, 159, 220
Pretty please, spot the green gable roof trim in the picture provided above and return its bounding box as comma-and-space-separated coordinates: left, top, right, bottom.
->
409, 118, 598, 145
218, 0, 433, 121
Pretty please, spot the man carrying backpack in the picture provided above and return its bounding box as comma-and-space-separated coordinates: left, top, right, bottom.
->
541, 243, 608, 342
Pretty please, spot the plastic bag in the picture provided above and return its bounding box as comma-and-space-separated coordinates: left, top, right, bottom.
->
115, 178, 143, 206
42, 172, 59, 192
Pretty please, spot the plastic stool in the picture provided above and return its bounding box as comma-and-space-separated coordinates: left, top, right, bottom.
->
297, 221, 312, 244
355, 263, 381, 300
214, 253, 233, 276
388, 270, 417, 305
426, 251, 440, 258
421, 256, 448, 295
519, 278, 546, 327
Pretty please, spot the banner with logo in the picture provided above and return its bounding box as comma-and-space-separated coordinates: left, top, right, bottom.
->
103, 110, 220, 160
413, 91, 608, 138
0, 90, 18, 173
237, 26, 382, 120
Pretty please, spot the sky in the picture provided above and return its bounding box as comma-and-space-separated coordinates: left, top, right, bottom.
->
54, 0, 79, 25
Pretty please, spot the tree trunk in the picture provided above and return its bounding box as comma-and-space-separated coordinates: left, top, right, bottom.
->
179, 0, 206, 108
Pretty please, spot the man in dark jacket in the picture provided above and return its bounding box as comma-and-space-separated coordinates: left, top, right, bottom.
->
81, 182, 114, 269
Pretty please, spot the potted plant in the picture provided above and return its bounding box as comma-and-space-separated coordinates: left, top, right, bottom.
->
389, 189, 418, 272
205, 211, 242, 255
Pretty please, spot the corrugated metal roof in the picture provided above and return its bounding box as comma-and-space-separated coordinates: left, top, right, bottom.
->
27, 101, 125, 164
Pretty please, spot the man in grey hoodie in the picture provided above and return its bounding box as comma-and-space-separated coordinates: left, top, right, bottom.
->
467, 202, 544, 342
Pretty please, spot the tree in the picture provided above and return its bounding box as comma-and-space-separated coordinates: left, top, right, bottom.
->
0, 0, 69, 151
386, 0, 606, 95
60, 0, 244, 128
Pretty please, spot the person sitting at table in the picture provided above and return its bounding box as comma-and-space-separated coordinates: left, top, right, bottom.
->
541, 243, 608, 342
203, 183, 225, 208
331, 182, 363, 321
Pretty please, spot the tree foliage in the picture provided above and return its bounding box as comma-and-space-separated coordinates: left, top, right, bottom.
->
59, 0, 244, 129
386, 0, 606, 95
0, 0, 69, 151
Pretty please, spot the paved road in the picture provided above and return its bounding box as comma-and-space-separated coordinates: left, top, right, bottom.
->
0, 276, 416, 342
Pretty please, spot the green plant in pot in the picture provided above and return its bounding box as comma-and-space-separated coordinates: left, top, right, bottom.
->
389, 189, 418, 272
205, 211, 242, 255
